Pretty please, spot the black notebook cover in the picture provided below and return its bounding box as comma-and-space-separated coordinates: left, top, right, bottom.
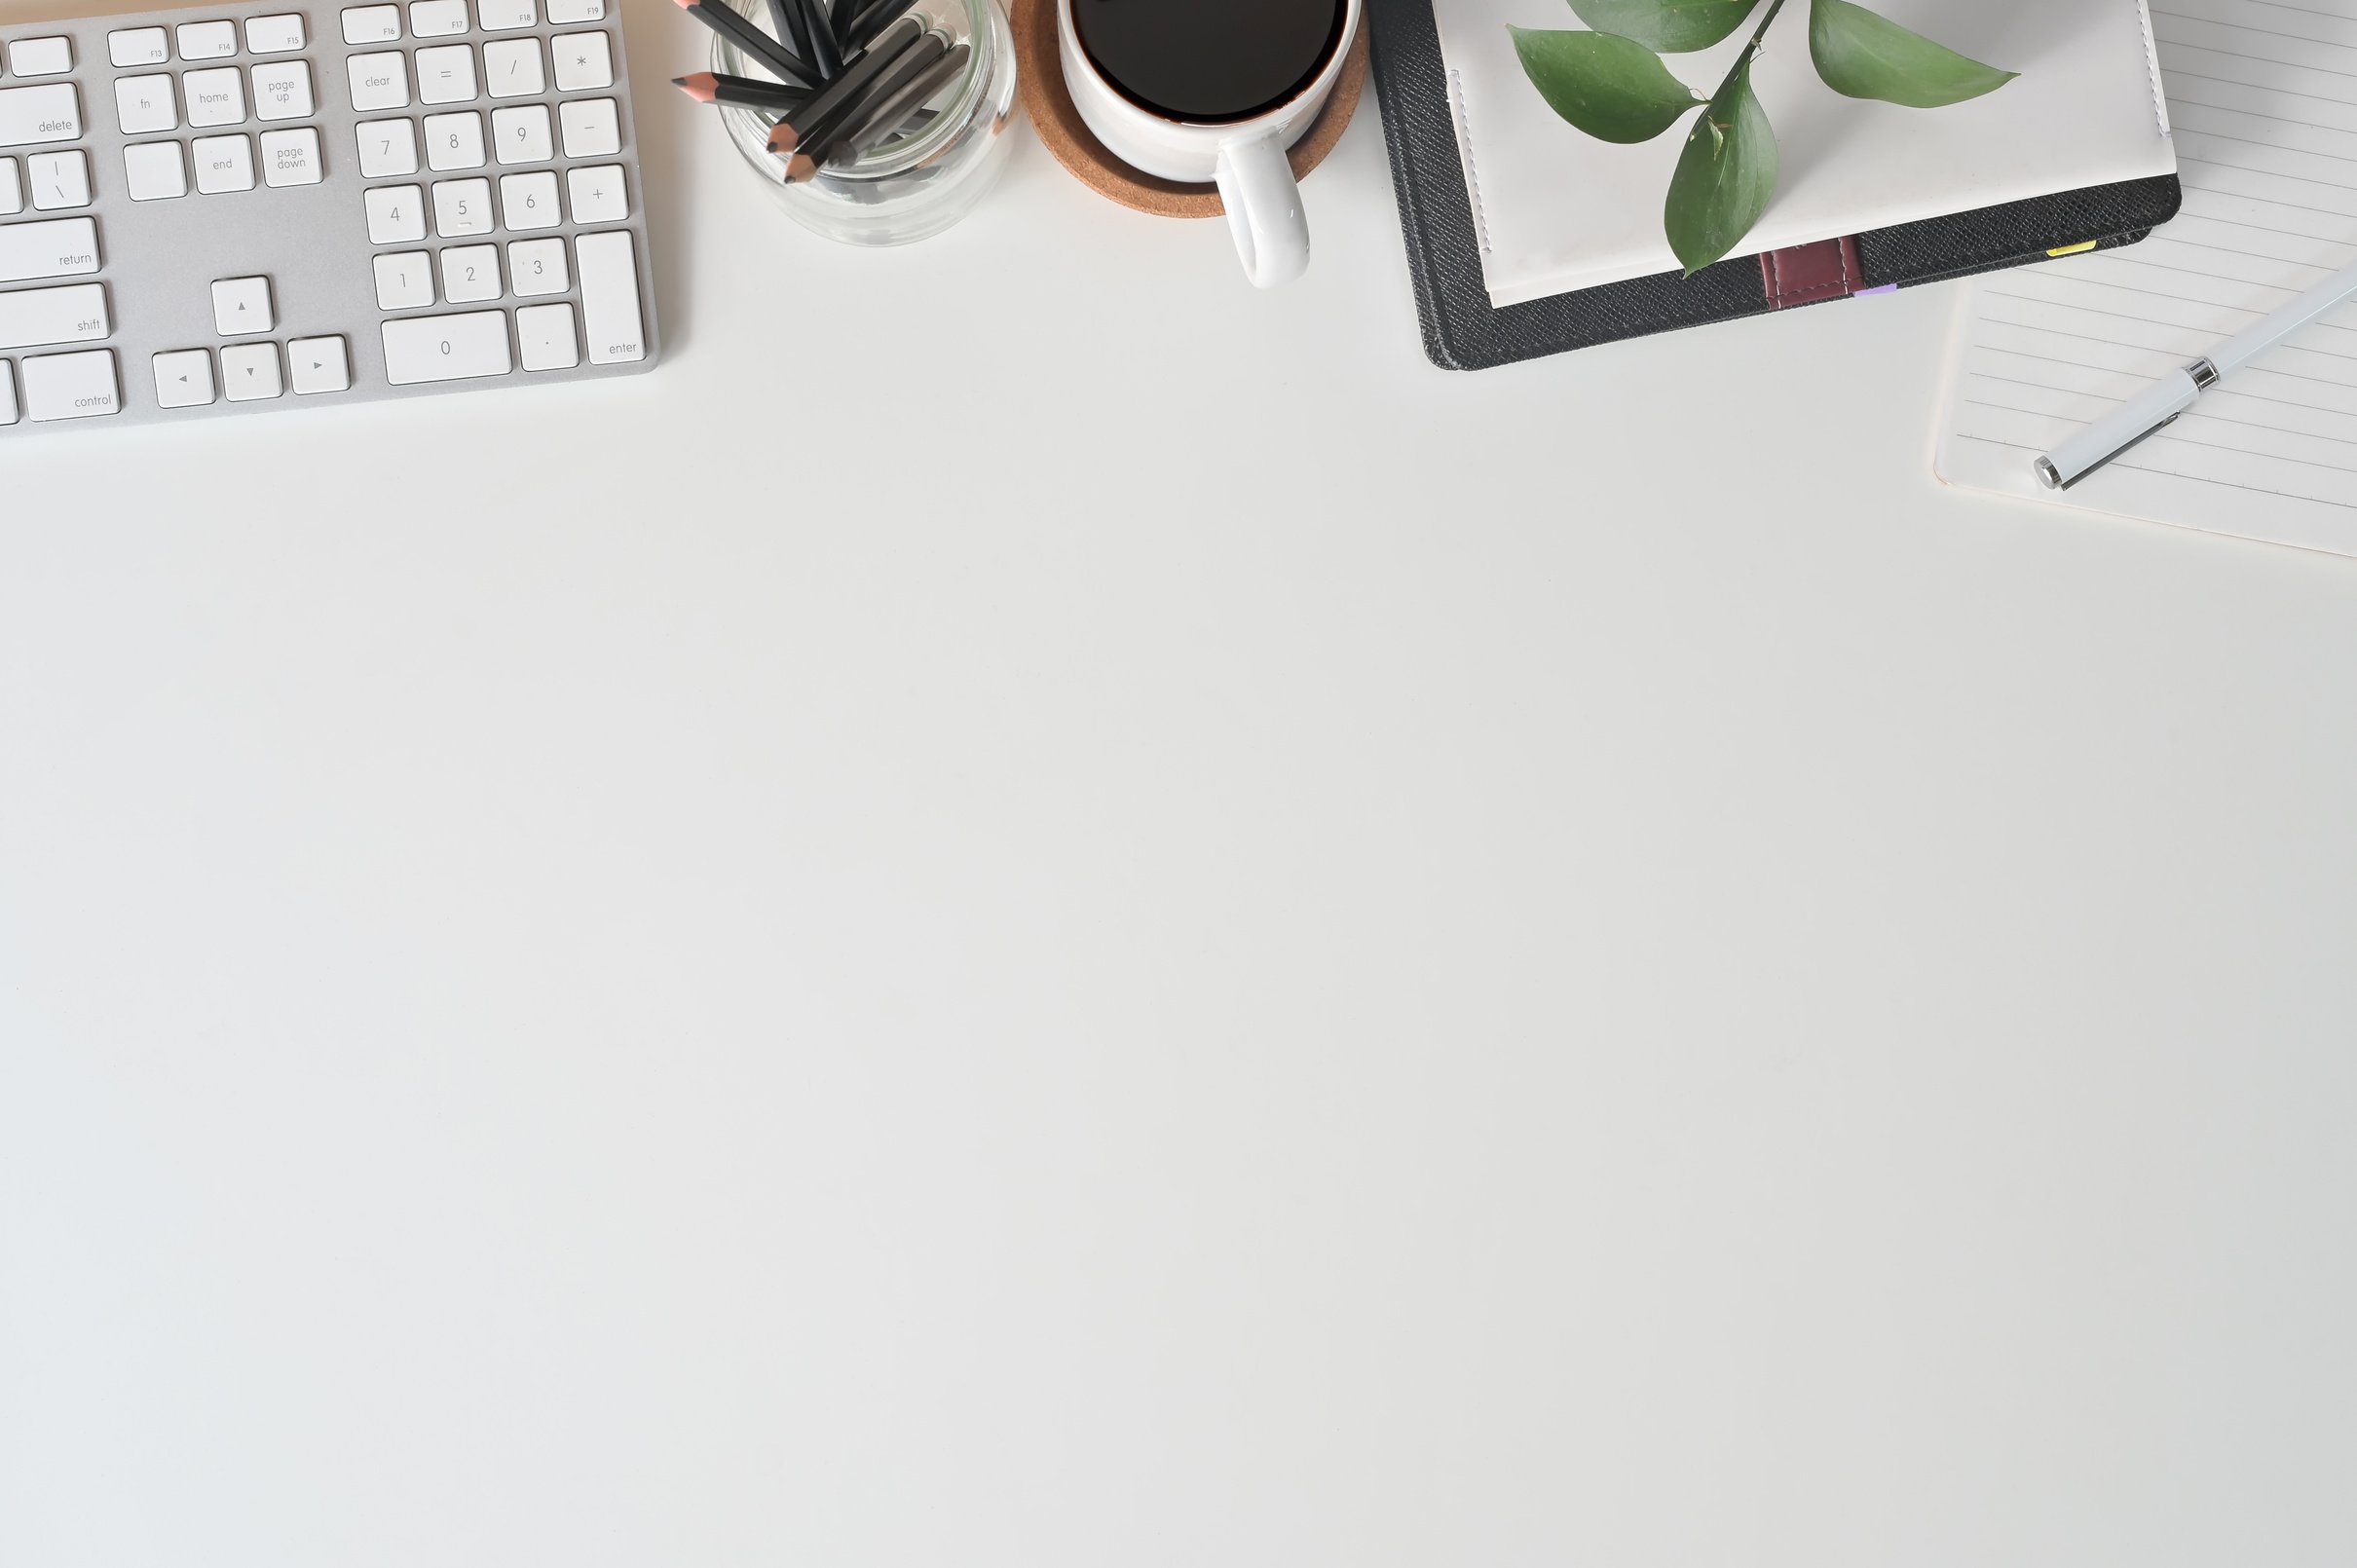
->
1366, 0, 2185, 371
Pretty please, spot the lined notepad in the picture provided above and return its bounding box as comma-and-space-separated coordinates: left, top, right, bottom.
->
1935, 0, 2357, 557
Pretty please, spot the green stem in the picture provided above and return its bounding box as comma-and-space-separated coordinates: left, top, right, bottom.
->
1706, 0, 1791, 107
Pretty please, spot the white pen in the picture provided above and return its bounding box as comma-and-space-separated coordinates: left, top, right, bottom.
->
2036, 252, 2357, 490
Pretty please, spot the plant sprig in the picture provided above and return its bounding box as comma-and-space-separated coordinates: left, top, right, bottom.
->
1512, 0, 2018, 276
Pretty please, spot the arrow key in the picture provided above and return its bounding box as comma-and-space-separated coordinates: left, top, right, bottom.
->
289, 336, 352, 395
222, 342, 284, 402
212, 277, 276, 338
153, 349, 217, 409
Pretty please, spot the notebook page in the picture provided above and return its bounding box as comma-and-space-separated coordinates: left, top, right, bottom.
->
1935, 0, 2357, 558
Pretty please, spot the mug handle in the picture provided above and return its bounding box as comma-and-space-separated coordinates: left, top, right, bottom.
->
1214, 130, 1310, 289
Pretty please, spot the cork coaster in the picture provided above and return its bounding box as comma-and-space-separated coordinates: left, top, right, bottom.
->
1011, 0, 1371, 219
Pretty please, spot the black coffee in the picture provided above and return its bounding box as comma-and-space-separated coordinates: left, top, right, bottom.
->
1075, 0, 1346, 125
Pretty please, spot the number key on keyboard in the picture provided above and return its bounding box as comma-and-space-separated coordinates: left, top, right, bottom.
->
365, 183, 427, 243
373, 250, 436, 309
381, 310, 511, 384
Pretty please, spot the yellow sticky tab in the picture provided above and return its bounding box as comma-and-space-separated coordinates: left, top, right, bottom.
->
2046, 241, 2099, 257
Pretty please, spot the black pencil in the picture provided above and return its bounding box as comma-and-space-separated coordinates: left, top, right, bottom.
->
671, 0, 822, 89
834, 40, 965, 158
766, 13, 925, 153
843, 0, 920, 53
805, 29, 946, 163
802, 0, 845, 78
829, 0, 862, 38
675, 70, 810, 111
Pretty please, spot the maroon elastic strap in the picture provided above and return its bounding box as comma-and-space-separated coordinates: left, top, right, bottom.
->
1758, 237, 1863, 309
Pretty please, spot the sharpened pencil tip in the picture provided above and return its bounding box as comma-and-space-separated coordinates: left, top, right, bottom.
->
675, 72, 716, 100
767, 123, 799, 152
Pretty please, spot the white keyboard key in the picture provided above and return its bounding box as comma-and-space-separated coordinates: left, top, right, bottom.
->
289, 336, 352, 393
0, 362, 18, 426
500, 168, 559, 230
7, 38, 74, 77
0, 281, 109, 352
558, 95, 619, 158
343, 6, 403, 44
564, 164, 626, 225
548, 0, 605, 21
0, 84, 85, 149
212, 276, 275, 336
431, 175, 492, 236
492, 103, 551, 165
365, 183, 426, 242
28, 151, 91, 211
485, 38, 545, 98
425, 110, 485, 169
245, 14, 308, 54
110, 27, 171, 68
516, 302, 579, 370
576, 230, 644, 363
409, 0, 470, 37
441, 243, 501, 302
114, 75, 178, 135
357, 118, 419, 177
0, 218, 98, 282
507, 237, 567, 295
192, 133, 255, 193
183, 66, 246, 128
22, 350, 121, 421
124, 140, 189, 201
552, 31, 615, 92
0, 158, 20, 216
382, 310, 512, 384
261, 127, 322, 185
175, 20, 239, 60
153, 349, 216, 408
252, 61, 315, 122
416, 45, 479, 105
479, 0, 540, 30
221, 342, 283, 401
348, 53, 410, 112
373, 249, 435, 308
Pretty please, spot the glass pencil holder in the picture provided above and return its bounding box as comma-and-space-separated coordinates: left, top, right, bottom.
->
712, 0, 1019, 247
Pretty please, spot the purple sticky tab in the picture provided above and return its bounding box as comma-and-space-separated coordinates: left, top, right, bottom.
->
1855, 283, 1900, 297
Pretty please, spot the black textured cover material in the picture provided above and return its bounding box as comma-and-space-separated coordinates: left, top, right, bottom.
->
1368, 0, 2184, 371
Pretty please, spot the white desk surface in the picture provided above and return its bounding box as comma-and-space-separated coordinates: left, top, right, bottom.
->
5, 4, 2357, 1562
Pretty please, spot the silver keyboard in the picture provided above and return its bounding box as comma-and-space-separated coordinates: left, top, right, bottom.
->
0, 0, 658, 435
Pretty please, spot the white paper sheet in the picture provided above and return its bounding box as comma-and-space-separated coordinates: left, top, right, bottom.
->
1934, 0, 2357, 559
1435, 0, 2180, 306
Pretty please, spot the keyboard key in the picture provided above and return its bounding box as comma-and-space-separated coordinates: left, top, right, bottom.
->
409, 0, 470, 37
431, 176, 492, 236
485, 38, 545, 97
27, 151, 92, 211
7, 38, 74, 77
252, 61, 315, 122
184, 66, 246, 128
261, 127, 321, 185
373, 249, 434, 308
0, 362, 18, 426
500, 168, 560, 230
212, 277, 275, 336
425, 110, 485, 169
0, 281, 109, 352
22, 350, 121, 421
365, 185, 426, 243
416, 45, 478, 105
507, 237, 567, 295
441, 243, 501, 302
175, 20, 239, 60
565, 164, 626, 224
516, 302, 579, 370
125, 140, 189, 200
110, 27, 171, 68
576, 230, 644, 363
358, 118, 420, 177
552, 31, 614, 92
153, 349, 216, 408
558, 96, 619, 158
245, 14, 308, 54
192, 133, 255, 193
289, 336, 352, 393
549, 0, 606, 20
480, 0, 540, 29
0, 158, 20, 216
0, 217, 99, 282
0, 84, 85, 149
382, 310, 511, 384
343, 6, 403, 44
115, 75, 179, 135
348, 53, 410, 112
492, 103, 551, 164
221, 342, 283, 401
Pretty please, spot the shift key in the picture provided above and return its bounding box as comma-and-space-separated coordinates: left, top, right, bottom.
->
0, 218, 101, 283
0, 282, 109, 352
0, 84, 84, 148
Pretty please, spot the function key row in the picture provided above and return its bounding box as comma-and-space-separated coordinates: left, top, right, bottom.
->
106, 16, 306, 69
341, 0, 607, 45
116, 62, 316, 133
348, 32, 611, 111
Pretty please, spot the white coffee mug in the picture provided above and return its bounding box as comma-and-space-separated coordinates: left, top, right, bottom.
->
1058, 0, 1363, 288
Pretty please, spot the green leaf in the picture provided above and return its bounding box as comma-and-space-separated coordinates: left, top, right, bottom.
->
1808, 0, 2017, 108
1566, 0, 1764, 53
1511, 26, 1704, 144
1664, 56, 1777, 275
